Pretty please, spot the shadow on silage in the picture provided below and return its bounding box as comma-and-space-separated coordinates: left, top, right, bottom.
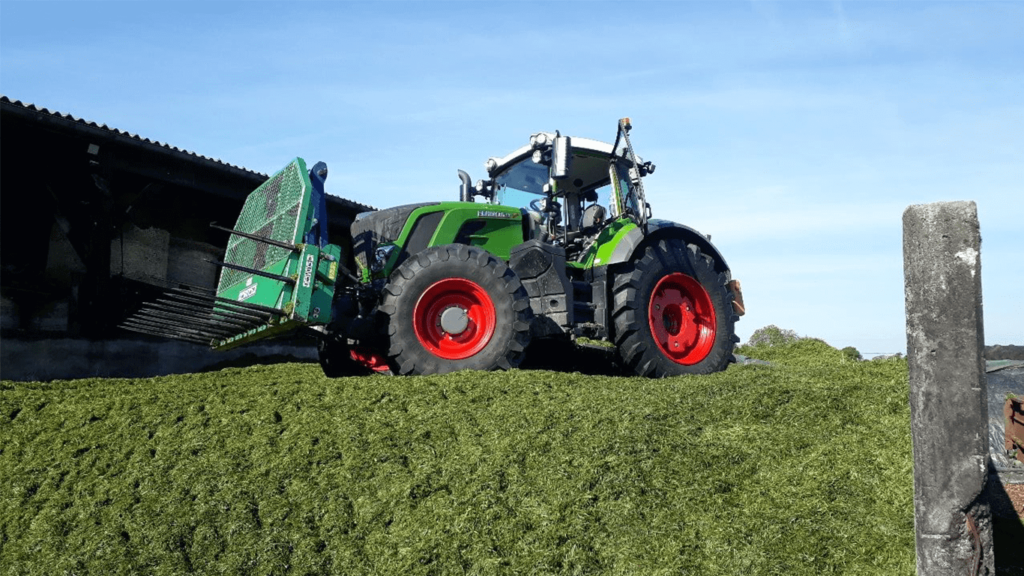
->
198, 353, 317, 373
517, 339, 628, 376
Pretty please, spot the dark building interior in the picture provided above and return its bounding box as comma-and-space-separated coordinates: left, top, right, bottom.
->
0, 96, 374, 380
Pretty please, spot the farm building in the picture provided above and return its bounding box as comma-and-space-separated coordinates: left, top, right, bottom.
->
0, 96, 374, 380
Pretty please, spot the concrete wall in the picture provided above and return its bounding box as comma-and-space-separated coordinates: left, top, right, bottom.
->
903, 201, 994, 575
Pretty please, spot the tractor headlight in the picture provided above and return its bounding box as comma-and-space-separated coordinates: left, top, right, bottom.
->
373, 245, 397, 272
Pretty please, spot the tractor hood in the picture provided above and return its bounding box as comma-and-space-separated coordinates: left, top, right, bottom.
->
350, 202, 439, 270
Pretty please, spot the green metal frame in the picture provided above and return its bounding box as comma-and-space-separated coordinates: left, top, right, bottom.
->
211, 158, 343, 351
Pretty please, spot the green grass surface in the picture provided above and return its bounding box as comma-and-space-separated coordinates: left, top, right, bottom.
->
1, 340, 913, 575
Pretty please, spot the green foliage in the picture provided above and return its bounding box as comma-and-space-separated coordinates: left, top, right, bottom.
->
745, 324, 801, 348
841, 346, 863, 362
1, 341, 914, 575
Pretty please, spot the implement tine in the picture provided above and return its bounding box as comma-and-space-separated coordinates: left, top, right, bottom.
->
128, 313, 237, 338
124, 319, 226, 343
207, 260, 295, 285
119, 322, 210, 345
126, 320, 230, 342
153, 312, 254, 337
143, 301, 262, 330
158, 294, 272, 322
118, 324, 203, 344
206, 311, 266, 330
138, 305, 260, 333
118, 319, 209, 342
210, 222, 298, 251
207, 294, 287, 316
174, 282, 215, 295
166, 287, 284, 316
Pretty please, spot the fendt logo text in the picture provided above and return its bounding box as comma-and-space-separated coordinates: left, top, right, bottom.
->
302, 254, 315, 288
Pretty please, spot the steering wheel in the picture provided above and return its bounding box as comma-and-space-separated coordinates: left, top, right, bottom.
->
527, 197, 548, 227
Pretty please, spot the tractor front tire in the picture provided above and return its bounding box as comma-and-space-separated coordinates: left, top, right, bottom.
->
381, 244, 532, 375
612, 239, 739, 377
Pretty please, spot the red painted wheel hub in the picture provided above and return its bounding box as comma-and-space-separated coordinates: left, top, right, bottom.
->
413, 278, 496, 360
648, 273, 716, 365
349, 347, 391, 373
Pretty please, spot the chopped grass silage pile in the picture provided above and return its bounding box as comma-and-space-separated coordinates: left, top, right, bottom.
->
1, 340, 913, 575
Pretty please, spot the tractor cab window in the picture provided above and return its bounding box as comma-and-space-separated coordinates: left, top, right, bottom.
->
490, 134, 639, 244
494, 159, 547, 206
610, 161, 642, 220
496, 185, 543, 213
492, 157, 555, 227
610, 120, 649, 227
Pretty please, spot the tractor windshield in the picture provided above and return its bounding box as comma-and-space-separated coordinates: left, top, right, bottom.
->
493, 158, 547, 208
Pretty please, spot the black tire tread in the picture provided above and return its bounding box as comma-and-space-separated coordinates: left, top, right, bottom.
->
381, 244, 532, 375
612, 238, 738, 377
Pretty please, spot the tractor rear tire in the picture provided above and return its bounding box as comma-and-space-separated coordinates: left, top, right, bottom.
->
612, 239, 739, 377
380, 244, 532, 375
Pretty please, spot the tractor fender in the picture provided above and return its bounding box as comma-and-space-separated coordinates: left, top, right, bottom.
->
606, 219, 731, 275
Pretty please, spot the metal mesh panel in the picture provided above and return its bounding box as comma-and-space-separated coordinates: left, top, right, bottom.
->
216, 160, 307, 293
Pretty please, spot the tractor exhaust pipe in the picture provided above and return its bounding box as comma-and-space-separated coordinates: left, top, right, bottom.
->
458, 170, 473, 202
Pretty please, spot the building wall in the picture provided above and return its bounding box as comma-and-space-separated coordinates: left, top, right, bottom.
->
0, 97, 370, 381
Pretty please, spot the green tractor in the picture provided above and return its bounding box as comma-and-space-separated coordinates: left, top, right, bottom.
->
121, 119, 744, 378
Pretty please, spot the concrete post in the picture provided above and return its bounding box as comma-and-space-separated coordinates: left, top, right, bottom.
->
903, 201, 993, 575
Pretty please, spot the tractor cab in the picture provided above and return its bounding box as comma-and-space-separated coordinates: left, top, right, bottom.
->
464, 118, 655, 259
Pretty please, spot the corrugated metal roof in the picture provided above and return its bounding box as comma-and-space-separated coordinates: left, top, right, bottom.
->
0, 95, 377, 212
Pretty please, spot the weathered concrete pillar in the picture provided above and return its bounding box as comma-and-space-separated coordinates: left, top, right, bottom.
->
903, 201, 993, 575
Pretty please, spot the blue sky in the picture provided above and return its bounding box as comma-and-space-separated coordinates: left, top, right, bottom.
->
2, 1, 1021, 355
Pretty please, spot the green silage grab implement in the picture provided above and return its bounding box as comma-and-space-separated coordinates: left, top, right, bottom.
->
121, 158, 342, 351
122, 119, 746, 378
211, 158, 342, 350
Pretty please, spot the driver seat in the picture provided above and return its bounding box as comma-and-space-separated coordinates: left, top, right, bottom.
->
521, 209, 548, 242
581, 204, 607, 233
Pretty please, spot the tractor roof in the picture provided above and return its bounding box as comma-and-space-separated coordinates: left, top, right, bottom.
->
485, 132, 647, 197
485, 133, 630, 179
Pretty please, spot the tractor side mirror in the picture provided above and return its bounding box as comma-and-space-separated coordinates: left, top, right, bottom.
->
551, 135, 572, 180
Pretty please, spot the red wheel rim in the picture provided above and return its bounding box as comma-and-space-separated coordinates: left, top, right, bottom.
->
413, 278, 496, 360
648, 273, 716, 365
